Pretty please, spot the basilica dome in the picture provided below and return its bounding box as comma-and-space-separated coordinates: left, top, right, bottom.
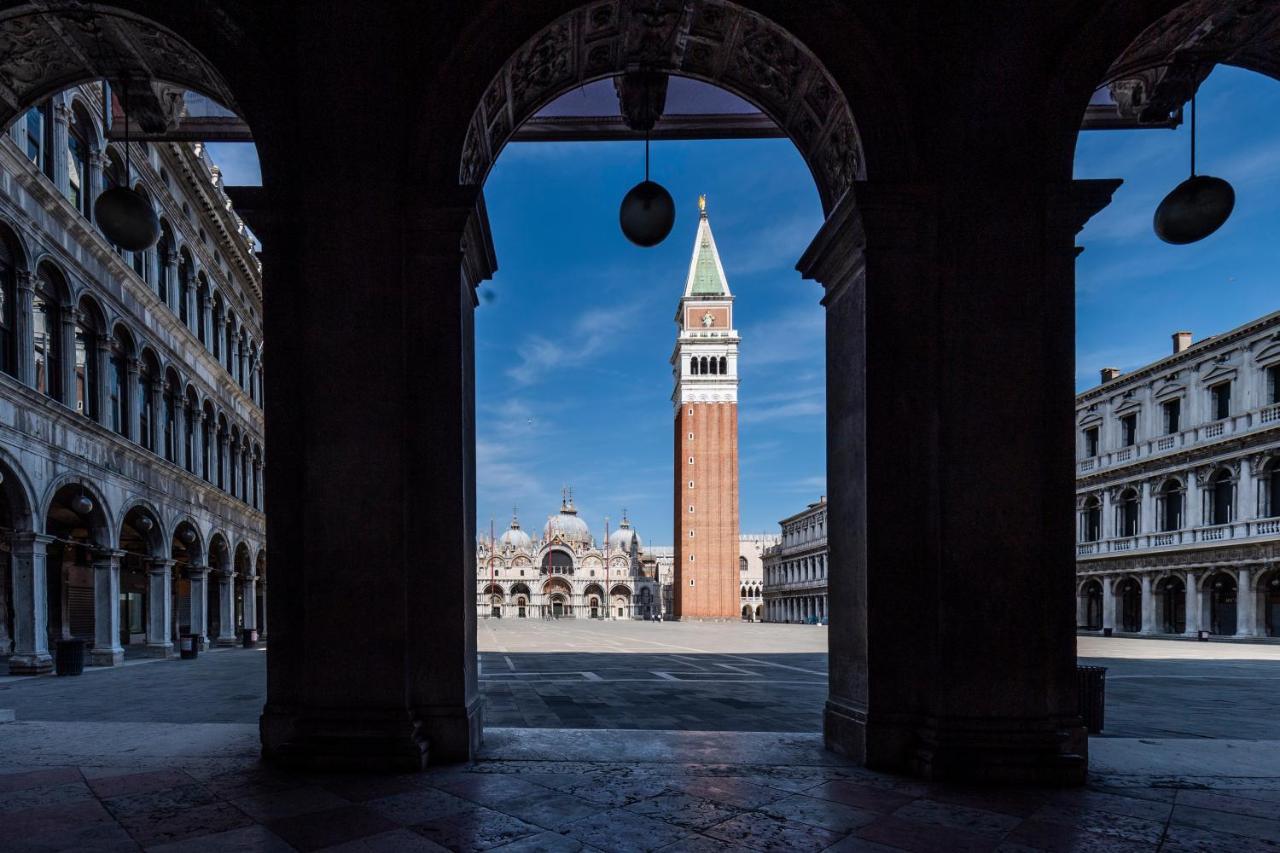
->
608, 516, 641, 552
499, 514, 532, 549
545, 494, 591, 545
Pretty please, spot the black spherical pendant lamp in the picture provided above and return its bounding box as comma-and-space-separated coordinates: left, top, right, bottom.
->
1154, 87, 1234, 245
620, 132, 675, 247
94, 79, 160, 253
95, 186, 161, 251
71, 493, 94, 515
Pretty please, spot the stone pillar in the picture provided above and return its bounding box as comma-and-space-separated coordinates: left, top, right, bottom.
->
243, 575, 257, 631
145, 559, 174, 657
50, 100, 69, 197
201, 295, 213, 347
1141, 480, 1157, 537
87, 149, 104, 224
1184, 571, 1200, 635
1236, 566, 1256, 637
8, 532, 53, 674
15, 270, 35, 387
188, 567, 209, 649
1186, 472, 1200, 530
1101, 577, 1115, 632
800, 181, 1115, 784
91, 338, 111, 427
90, 551, 124, 666
1139, 574, 1156, 634
125, 357, 142, 442
216, 571, 237, 645
1075, 587, 1087, 627
238, 342, 248, 389
259, 582, 268, 639
260, 187, 492, 771
173, 399, 186, 468
151, 380, 166, 459
195, 410, 207, 478
60, 310, 77, 410
253, 457, 263, 509
219, 431, 230, 491
1238, 462, 1256, 523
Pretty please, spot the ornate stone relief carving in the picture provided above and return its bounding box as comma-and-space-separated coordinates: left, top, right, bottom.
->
459, 0, 864, 212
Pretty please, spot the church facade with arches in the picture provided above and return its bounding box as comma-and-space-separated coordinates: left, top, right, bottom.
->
476, 494, 662, 620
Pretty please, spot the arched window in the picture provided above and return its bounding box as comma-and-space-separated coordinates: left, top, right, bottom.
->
1081, 496, 1101, 542
129, 186, 152, 283
541, 550, 574, 575
1117, 488, 1139, 537
238, 329, 248, 387
719, 356, 727, 374
163, 370, 178, 462
229, 427, 240, 497
23, 102, 50, 173
709, 356, 718, 375
211, 292, 223, 359
201, 403, 214, 480
1159, 480, 1183, 532
216, 416, 227, 490
1266, 459, 1280, 519
67, 104, 93, 216
1208, 469, 1233, 526
225, 313, 236, 373
189, 262, 203, 339
739, 556, 748, 572
158, 223, 174, 306
32, 267, 61, 400
0, 227, 18, 377
184, 387, 199, 472
690, 357, 698, 375
252, 444, 262, 508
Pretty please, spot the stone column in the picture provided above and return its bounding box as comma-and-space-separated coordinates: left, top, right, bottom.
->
1236, 566, 1256, 637
253, 457, 263, 510
1238, 461, 1256, 524
238, 342, 248, 389
145, 559, 174, 657
194, 409, 207, 477
173, 398, 186, 468
87, 149, 104, 224
243, 575, 257, 631
1075, 587, 1087, 627
201, 295, 213, 347
219, 431, 230, 491
90, 551, 124, 666
1141, 480, 1157, 539
799, 181, 1115, 784
1101, 577, 1115, 632
1186, 472, 1201, 530
15, 270, 35, 387
259, 583, 267, 639
91, 338, 112, 427
260, 189, 492, 771
8, 532, 53, 674
125, 357, 142, 442
1139, 574, 1156, 634
1184, 572, 1200, 635
216, 571, 237, 645
60, 309, 77, 410
50, 100, 69, 197
151, 380, 166, 458
188, 566, 209, 649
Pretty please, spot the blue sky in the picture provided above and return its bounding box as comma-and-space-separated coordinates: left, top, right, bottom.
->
208, 64, 1280, 545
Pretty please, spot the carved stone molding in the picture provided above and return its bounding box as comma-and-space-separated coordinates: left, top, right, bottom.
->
459, 0, 864, 212
0, 5, 240, 129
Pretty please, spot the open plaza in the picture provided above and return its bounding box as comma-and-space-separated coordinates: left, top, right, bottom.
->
2, 623, 1280, 850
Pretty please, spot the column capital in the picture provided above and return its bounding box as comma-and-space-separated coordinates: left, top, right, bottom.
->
15, 269, 33, 289
90, 548, 126, 566
147, 558, 176, 573
9, 531, 53, 552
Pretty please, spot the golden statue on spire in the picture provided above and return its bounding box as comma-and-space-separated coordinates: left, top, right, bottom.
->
698, 193, 706, 215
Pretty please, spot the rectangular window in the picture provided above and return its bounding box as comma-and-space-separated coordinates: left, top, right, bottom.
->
1162, 399, 1180, 434
1268, 365, 1280, 405
24, 108, 41, 165
1120, 414, 1137, 447
1083, 426, 1099, 458
1211, 382, 1231, 420
688, 505, 694, 513
688, 480, 694, 489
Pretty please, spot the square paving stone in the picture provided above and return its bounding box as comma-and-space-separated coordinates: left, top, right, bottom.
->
491, 789, 603, 830
484, 830, 600, 851
4, 798, 119, 836
411, 803, 544, 852
0, 779, 96, 813
757, 792, 879, 835
559, 807, 693, 852
701, 811, 842, 852
266, 804, 401, 851
1159, 822, 1280, 853
145, 823, 298, 852
892, 799, 1023, 836
102, 782, 221, 819
805, 780, 915, 814
998, 818, 1157, 853
117, 800, 256, 848
3, 820, 139, 853
313, 828, 451, 852
232, 785, 353, 820
1028, 803, 1166, 845
624, 790, 741, 831
1169, 804, 1280, 845
668, 777, 791, 810
853, 814, 1000, 853
0, 766, 82, 793
90, 769, 200, 799
365, 786, 474, 825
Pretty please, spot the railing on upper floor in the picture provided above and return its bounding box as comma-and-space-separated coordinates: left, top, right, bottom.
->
1077, 404, 1280, 475
1078, 516, 1280, 558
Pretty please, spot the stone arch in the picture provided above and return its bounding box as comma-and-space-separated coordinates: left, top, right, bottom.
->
0, 214, 33, 273
40, 474, 113, 545
0, 444, 38, 532
34, 258, 72, 306
453, 0, 871, 213
117, 497, 166, 558
171, 515, 204, 567
207, 531, 232, 574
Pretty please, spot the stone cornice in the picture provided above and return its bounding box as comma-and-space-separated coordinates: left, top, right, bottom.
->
1077, 538, 1280, 573
1076, 426, 1279, 491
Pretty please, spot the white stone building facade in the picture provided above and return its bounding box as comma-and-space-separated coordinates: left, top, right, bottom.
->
0, 84, 266, 673
476, 496, 661, 620
738, 533, 773, 620
762, 497, 828, 623
1075, 315, 1280, 638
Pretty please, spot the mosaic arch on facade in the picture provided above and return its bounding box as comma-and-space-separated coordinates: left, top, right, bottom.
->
458, 0, 866, 213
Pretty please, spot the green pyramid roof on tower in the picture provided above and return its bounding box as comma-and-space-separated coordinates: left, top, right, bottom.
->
682, 196, 732, 299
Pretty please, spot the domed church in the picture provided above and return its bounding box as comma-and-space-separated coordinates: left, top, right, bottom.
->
476, 489, 661, 620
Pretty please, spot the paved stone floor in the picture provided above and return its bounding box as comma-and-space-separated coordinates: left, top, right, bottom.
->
1, 628, 1280, 849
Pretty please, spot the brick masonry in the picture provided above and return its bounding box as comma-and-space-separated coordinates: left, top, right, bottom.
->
674, 401, 740, 619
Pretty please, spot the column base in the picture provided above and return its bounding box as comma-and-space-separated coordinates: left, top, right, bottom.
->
144, 642, 174, 658
824, 699, 1087, 785
261, 706, 431, 772
7, 653, 53, 675
215, 636, 238, 647
89, 647, 124, 667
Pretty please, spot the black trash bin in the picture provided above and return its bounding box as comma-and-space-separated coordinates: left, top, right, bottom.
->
55, 639, 86, 676
1102, 627, 1113, 637
179, 634, 199, 660
241, 628, 258, 648
1077, 665, 1107, 733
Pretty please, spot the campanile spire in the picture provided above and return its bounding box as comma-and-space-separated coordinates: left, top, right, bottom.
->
671, 197, 740, 620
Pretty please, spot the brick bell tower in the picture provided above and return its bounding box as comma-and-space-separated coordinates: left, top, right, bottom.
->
672, 195, 740, 620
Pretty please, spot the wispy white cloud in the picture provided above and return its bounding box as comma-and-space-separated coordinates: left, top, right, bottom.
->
506, 305, 633, 385
476, 439, 543, 506
741, 384, 825, 425
723, 213, 823, 277
739, 305, 823, 367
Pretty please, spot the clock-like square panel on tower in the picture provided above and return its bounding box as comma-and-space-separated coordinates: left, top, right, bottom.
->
671, 196, 741, 619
